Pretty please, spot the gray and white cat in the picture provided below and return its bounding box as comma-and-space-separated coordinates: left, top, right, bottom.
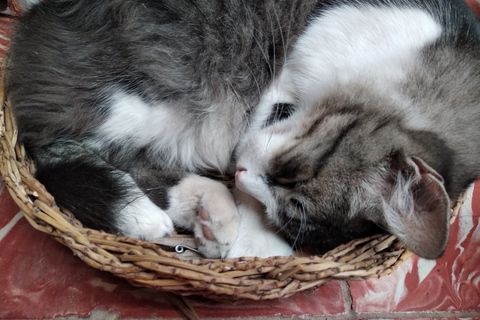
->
7, 0, 480, 259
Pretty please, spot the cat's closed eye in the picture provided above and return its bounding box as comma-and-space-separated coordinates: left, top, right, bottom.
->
264, 103, 296, 127
265, 174, 298, 189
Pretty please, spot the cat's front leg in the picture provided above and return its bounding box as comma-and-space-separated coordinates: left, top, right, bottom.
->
166, 175, 240, 258
226, 189, 294, 258
133, 170, 240, 258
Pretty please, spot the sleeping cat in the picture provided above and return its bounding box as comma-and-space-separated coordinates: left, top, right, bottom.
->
7, 0, 480, 259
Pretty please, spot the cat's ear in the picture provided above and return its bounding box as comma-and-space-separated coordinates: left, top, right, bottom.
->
378, 154, 450, 259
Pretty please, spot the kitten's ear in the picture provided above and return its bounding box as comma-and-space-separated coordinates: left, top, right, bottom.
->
380, 154, 450, 259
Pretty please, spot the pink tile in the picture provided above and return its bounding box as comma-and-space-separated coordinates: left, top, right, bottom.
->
0, 16, 16, 32
0, 186, 21, 229
0, 16, 14, 43
191, 282, 345, 318
465, 0, 480, 17
0, 217, 184, 319
350, 182, 480, 313
386, 318, 471, 320
0, 215, 346, 319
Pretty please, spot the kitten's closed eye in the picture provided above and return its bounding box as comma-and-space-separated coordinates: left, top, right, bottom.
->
264, 103, 296, 127
266, 175, 298, 189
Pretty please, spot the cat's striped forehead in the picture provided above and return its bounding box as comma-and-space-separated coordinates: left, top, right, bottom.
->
266, 100, 401, 183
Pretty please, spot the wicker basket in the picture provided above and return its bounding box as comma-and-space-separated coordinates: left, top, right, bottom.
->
0, 59, 463, 302
5, 0, 28, 15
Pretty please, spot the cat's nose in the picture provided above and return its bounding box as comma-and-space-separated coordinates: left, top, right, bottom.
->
235, 167, 247, 181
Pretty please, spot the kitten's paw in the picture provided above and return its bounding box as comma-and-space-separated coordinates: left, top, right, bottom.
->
193, 192, 240, 258
117, 195, 174, 241
226, 231, 294, 258
226, 189, 294, 258
166, 174, 240, 258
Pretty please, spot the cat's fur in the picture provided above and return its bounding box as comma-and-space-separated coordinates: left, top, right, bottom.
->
7, 0, 480, 259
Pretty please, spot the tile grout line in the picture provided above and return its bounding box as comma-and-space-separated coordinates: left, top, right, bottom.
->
0, 211, 23, 242
340, 281, 356, 319
355, 310, 480, 319
0, 176, 5, 194
47, 310, 480, 320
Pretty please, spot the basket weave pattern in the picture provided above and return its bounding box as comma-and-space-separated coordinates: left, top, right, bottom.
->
6, 0, 25, 15
0, 61, 463, 301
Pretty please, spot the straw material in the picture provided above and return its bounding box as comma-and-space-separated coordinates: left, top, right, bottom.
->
6, 0, 24, 15
0, 58, 463, 301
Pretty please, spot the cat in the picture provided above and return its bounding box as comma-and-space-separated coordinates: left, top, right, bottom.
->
6, 0, 480, 259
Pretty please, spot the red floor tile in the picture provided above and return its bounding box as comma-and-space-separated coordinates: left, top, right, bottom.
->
0, 215, 346, 319
465, 0, 480, 17
349, 183, 480, 313
191, 282, 345, 318
1, 2, 480, 319
0, 187, 21, 229
0, 16, 16, 32
0, 217, 186, 319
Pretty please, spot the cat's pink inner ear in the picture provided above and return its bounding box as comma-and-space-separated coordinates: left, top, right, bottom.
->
407, 171, 450, 258
409, 156, 444, 183
385, 156, 450, 260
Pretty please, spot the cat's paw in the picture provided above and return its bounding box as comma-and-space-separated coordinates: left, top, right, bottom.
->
166, 174, 240, 258
226, 232, 294, 258
226, 189, 294, 258
193, 189, 240, 258
116, 195, 174, 241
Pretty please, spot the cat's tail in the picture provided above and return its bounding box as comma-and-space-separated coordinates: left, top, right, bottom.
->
29, 139, 174, 240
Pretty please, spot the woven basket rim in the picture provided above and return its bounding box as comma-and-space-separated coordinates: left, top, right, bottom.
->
0, 56, 464, 301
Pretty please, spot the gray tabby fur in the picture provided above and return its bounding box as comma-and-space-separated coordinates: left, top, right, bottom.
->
6, 0, 480, 258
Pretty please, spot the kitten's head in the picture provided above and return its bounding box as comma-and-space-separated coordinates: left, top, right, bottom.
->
235, 90, 450, 259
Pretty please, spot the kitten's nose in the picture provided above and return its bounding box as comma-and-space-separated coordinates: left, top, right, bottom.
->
235, 167, 247, 181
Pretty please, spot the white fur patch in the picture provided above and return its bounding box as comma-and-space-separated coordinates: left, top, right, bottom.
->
288, 5, 442, 103
93, 91, 241, 172
381, 172, 419, 237
227, 189, 293, 258
116, 192, 175, 241
235, 164, 278, 216
251, 4, 442, 132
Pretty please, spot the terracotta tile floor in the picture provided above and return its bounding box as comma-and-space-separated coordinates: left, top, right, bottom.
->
1, 2, 480, 318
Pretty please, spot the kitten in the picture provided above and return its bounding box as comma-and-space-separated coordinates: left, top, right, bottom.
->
7, 0, 480, 259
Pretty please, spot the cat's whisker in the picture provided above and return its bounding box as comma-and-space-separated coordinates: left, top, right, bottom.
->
300, 204, 308, 249
274, 211, 295, 235
117, 191, 150, 213
227, 82, 242, 103
242, 62, 263, 101
256, 35, 274, 77
247, 18, 273, 76
264, 127, 275, 151
266, 11, 276, 80
283, 7, 292, 67
273, 5, 288, 68
290, 202, 307, 252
